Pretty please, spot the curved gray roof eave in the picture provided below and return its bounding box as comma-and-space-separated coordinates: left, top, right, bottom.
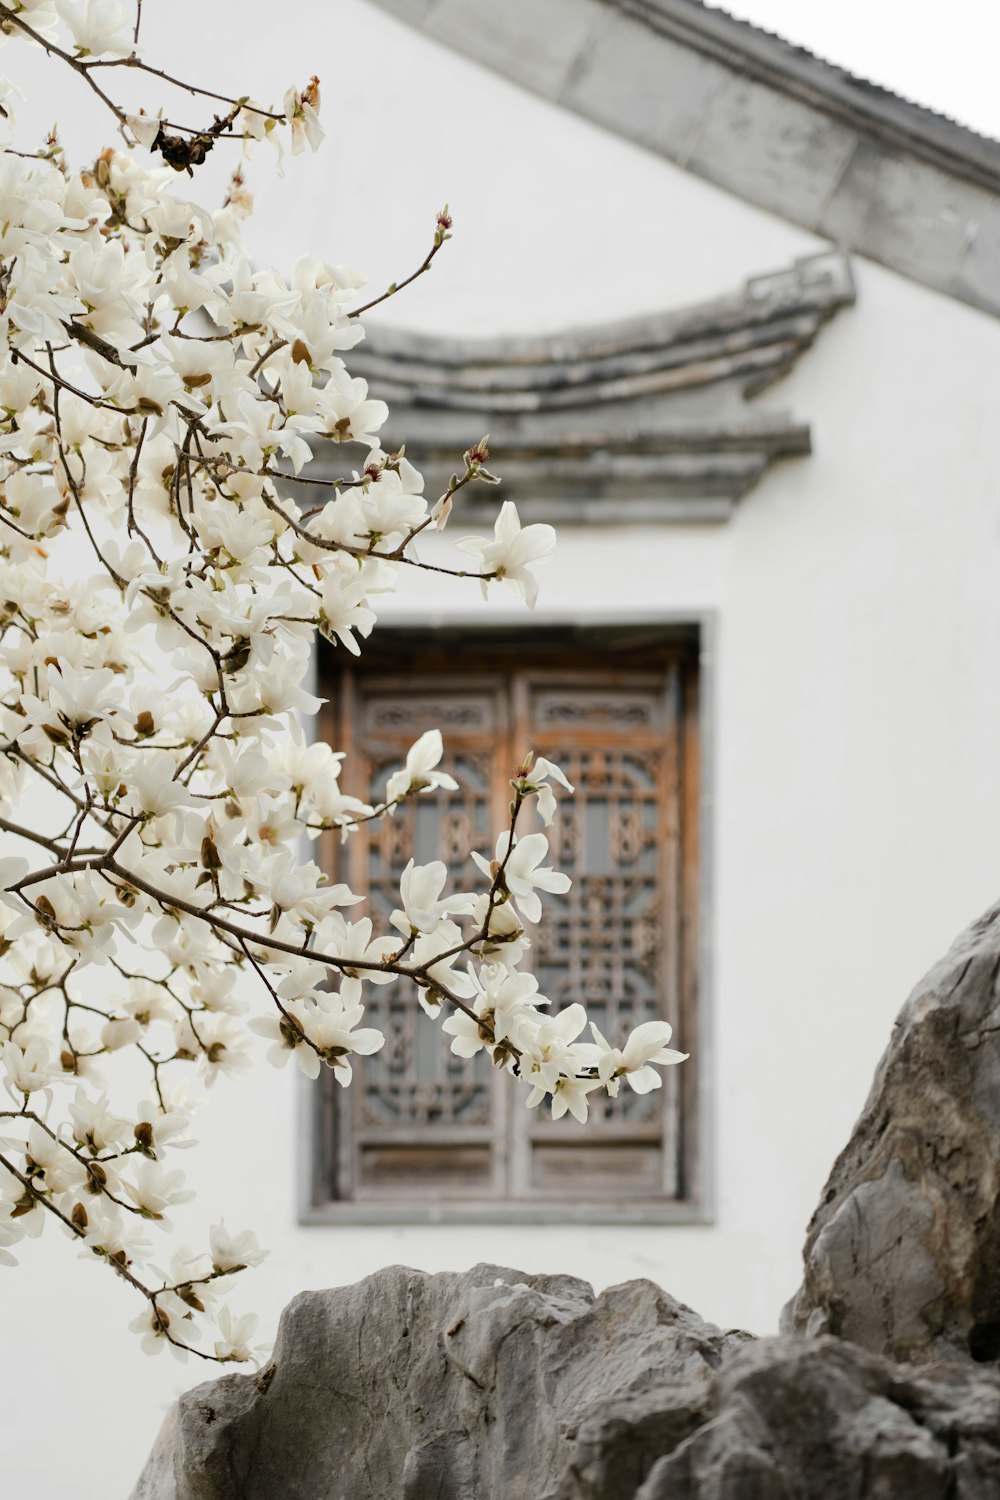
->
372, 0, 1000, 320
306, 250, 854, 525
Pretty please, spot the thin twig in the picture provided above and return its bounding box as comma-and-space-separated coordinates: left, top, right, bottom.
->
348, 212, 451, 319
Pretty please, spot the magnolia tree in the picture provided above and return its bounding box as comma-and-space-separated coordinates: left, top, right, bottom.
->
0, 0, 687, 1366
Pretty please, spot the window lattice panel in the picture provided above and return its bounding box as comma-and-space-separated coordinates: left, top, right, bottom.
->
318, 639, 698, 1211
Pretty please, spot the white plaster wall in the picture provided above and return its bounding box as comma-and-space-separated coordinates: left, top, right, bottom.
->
4, 4, 1000, 1496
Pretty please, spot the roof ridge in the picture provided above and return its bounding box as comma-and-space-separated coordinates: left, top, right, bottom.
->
627, 0, 1000, 172
359, 252, 854, 368
664, 0, 999, 145
369, 0, 1000, 318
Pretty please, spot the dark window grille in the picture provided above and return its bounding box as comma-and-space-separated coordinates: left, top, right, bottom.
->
311, 626, 701, 1219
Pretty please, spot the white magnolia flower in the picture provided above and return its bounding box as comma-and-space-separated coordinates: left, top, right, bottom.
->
2, 1038, 53, 1098
125, 110, 162, 150
250, 1007, 320, 1078
0, 3, 59, 45
409, 923, 478, 1013
247, 847, 358, 923
468, 892, 531, 968
39, 662, 123, 732
319, 570, 377, 655
384, 729, 458, 806
68, 1090, 130, 1154
123, 756, 201, 821
517, 1004, 587, 1089
284, 78, 323, 155
0, 4, 690, 1364
516, 755, 574, 826
129, 1303, 186, 1360
543, 1073, 602, 1124
131, 1103, 195, 1158
214, 1305, 261, 1362
210, 1221, 267, 1274
100, 1016, 144, 1052
83, 1199, 152, 1264
584, 1020, 689, 1097
251, 989, 382, 1082
56, 0, 132, 57
457, 501, 556, 608
196, 1014, 255, 1088
391, 859, 475, 936
308, 993, 384, 1086
25, 1121, 87, 1194
314, 917, 397, 984
518, 1006, 603, 1122
441, 968, 547, 1060
440, 1007, 492, 1060
472, 831, 571, 924
124, 1161, 194, 1223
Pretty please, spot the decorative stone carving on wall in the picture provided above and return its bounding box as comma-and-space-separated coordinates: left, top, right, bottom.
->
325, 251, 854, 524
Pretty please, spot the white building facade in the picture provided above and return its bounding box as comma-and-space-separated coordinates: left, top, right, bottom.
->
5, 3, 1000, 1495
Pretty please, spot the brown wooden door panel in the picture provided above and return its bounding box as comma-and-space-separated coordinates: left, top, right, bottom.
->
317, 630, 699, 1212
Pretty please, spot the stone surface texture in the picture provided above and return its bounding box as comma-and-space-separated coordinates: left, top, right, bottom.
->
132, 903, 1000, 1496
626, 1340, 1000, 1500
783, 899, 1000, 1365
130, 1263, 751, 1500
132, 1264, 1000, 1499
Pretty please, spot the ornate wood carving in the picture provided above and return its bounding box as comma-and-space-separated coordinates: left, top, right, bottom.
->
316, 630, 701, 1213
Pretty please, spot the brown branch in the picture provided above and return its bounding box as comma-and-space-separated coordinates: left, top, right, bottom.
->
0, 3, 127, 123
0, 0, 284, 172
62, 319, 138, 373
86, 54, 283, 121
257, 467, 489, 579
0, 817, 70, 855
347, 209, 451, 319
12, 345, 136, 413
0, 1147, 222, 1361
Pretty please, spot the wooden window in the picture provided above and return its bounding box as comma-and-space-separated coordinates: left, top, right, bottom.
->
310, 626, 702, 1221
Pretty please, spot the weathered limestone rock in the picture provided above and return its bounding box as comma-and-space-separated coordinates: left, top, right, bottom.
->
133, 906, 1000, 1496
132, 1263, 1000, 1499
625, 1339, 1000, 1500
783, 900, 1000, 1364
131, 1263, 751, 1500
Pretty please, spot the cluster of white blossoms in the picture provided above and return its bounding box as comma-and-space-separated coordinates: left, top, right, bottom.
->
0, 1, 687, 1364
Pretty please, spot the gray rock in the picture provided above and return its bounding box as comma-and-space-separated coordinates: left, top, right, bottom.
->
132, 1263, 1000, 1499
130, 1263, 750, 1500
134, 906, 1000, 1496
631, 1339, 1000, 1500
783, 900, 1000, 1364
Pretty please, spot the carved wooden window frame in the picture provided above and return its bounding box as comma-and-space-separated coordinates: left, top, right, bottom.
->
305, 623, 708, 1224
